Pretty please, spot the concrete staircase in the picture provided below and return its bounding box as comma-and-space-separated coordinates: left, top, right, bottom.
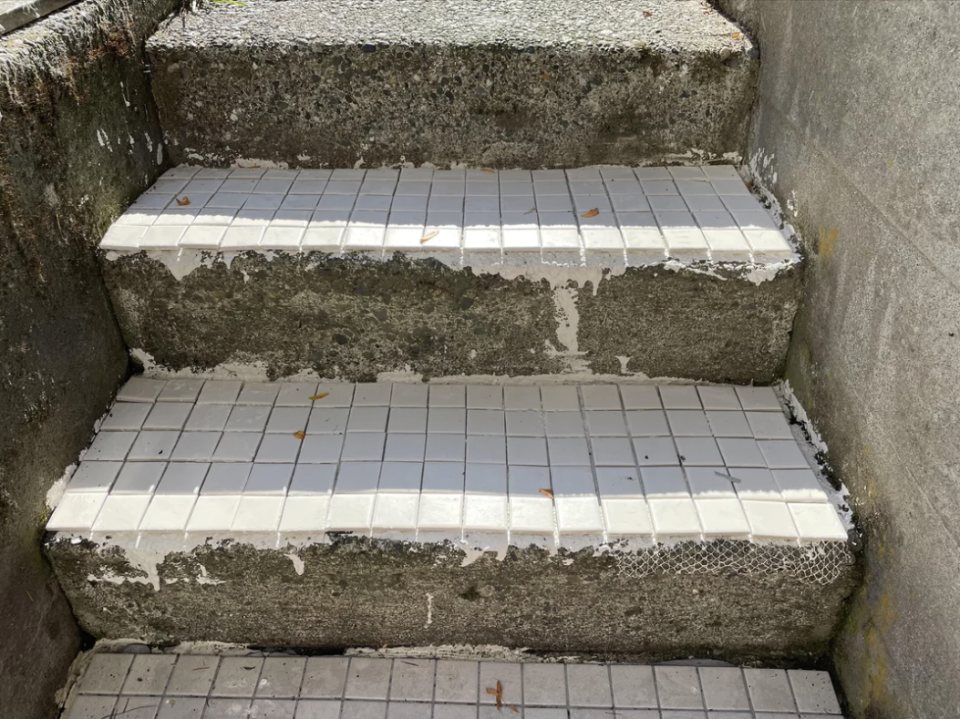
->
45, 0, 857, 689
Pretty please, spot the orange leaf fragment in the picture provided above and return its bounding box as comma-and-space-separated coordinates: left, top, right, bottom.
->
539, 488, 554, 499
420, 230, 440, 244
175, 196, 191, 206
293, 431, 306, 440
732, 32, 742, 39
643, 10, 653, 17
510, 706, 519, 714
541, 72, 552, 81
581, 208, 600, 218
486, 680, 504, 711
482, 168, 496, 173
308, 392, 330, 401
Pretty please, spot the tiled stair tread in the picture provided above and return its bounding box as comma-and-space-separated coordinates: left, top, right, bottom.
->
47, 379, 848, 546
101, 166, 794, 265
71, 652, 846, 717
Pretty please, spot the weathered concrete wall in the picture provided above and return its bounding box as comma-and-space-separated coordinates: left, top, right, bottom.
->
721, 1, 960, 717
101, 251, 801, 383
0, 1, 178, 717
47, 535, 856, 664
146, 0, 758, 169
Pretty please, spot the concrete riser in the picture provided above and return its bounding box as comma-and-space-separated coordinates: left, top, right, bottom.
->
149, 46, 756, 169
102, 252, 800, 383
47, 536, 855, 661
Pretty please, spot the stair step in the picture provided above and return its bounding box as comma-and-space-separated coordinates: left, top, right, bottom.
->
66, 651, 847, 718
45, 379, 855, 657
100, 165, 801, 383
146, 0, 757, 168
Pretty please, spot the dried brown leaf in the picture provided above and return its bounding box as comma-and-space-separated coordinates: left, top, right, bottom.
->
293, 431, 306, 440
732, 32, 742, 39
510, 705, 519, 714
643, 10, 653, 17
539, 488, 554, 498
175, 196, 191, 206
420, 230, 440, 244
309, 392, 330, 401
581, 208, 600, 218
541, 72, 552, 81
486, 681, 504, 711
482, 168, 496, 173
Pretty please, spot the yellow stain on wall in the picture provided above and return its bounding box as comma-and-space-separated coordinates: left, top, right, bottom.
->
819, 225, 839, 257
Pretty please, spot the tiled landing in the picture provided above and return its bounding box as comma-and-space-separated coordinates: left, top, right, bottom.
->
46, 378, 847, 547
66, 652, 846, 719
100, 166, 794, 265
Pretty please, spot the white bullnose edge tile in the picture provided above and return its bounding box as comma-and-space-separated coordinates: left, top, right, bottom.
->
47, 493, 108, 531
186, 496, 242, 532
742, 500, 800, 542
92, 495, 153, 532
555, 496, 604, 534
602, 498, 654, 537
326, 494, 375, 532
789, 503, 848, 542
694, 498, 750, 538
508, 496, 556, 535
372, 493, 419, 531
139, 495, 198, 531
787, 670, 842, 715
279, 495, 330, 533
648, 498, 702, 538
231, 496, 285, 532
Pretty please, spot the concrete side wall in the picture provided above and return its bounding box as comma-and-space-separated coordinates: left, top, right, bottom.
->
0, 1, 177, 717
726, 2, 960, 717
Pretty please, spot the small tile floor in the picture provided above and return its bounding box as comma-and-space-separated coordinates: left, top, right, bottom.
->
100, 166, 794, 265
46, 379, 848, 547
66, 653, 846, 719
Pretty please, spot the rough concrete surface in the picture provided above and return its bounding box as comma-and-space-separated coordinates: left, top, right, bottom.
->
101, 252, 800, 382
46, 534, 856, 664
0, 1, 178, 717
725, 1, 960, 717
147, 0, 757, 169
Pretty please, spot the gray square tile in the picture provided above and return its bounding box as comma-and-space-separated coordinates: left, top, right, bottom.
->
506, 411, 545, 437
344, 658, 392, 699
255, 435, 303, 463
157, 463, 208, 494
465, 463, 507, 493
422, 462, 465, 491
379, 462, 423, 491
348, 407, 390, 433
428, 408, 467, 434
246, 464, 294, 494
581, 385, 620, 410
341, 433, 386, 462
117, 377, 166, 403
566, 664, 612, 707
341, 701, 387, 719
64, 696, 117, 719
101, 403, 151, 431
466, 435, 507, 464
290, 465, 337, 494
203, 463, 253, 494
467, 386, 503, 410
212, 657, 263, 697
165, 655, 217, 696
544, 413, 585, 437
717, 439, 766, 467
698, 667, 749, 711
705, 411, 752, 438
307, 409, 350, 435
387, 702, 433, 719
435, 660, 478, 703
585, 411, 628, 437
295, 700, 342, 719
186, 404, 232, 431
592, 438, 635, 466
250, 698, 297, 718
267, 408, 311, 434
626, 410, 669, 437
226, 405, 271, 433
743, 669, 796, 712
389, 659, 435, 701
388, 407, 427, 434
788, 670, 841, 714
596, 467, 642, 497
508, 465, 552, 496
276, 383, 320, 407
734, 386, 781, 411
467, 410, 505, 435
507, 437, 548, 466
67, 461, 123, 493
390, 384, 429, 407
522, 663, 566, 706
204, 698, 255, 718
619, 385, 661, 410
257, 657, 307, 698
103, 697, 161, 719
158, 379, 205, 403
757, 440, 809, 469
336, 462, 382, 492
666, 410, 711, 437
299, 435, 345, 463
745, 411, 794, 439
122, 654, 177, 695
301, 657, 349, 699
550, 466, 595, 495
172, 431, 221, 461
354, 384, 392, 406
729, 467, 781, 500
430, 385, 466, 407
610, 665, 656, 708
479, 662, 521, 707
79, 653, 133, 693
157, 696, 205, 718
86, 431, 137, 461
547, 437, 590, 466
312, 385, 355, 407
113, 462, 166, 494
540, 386, 580, 412
655, 666, 702, 709
197, 380, 242, 404
503, 386, 541, 410
426, 434, 466, 462
214, 432, 263, 462
237, 382, 281, 405
658, 386, 701, 409
384, 433, 426, 462
675, 438, 723, 466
